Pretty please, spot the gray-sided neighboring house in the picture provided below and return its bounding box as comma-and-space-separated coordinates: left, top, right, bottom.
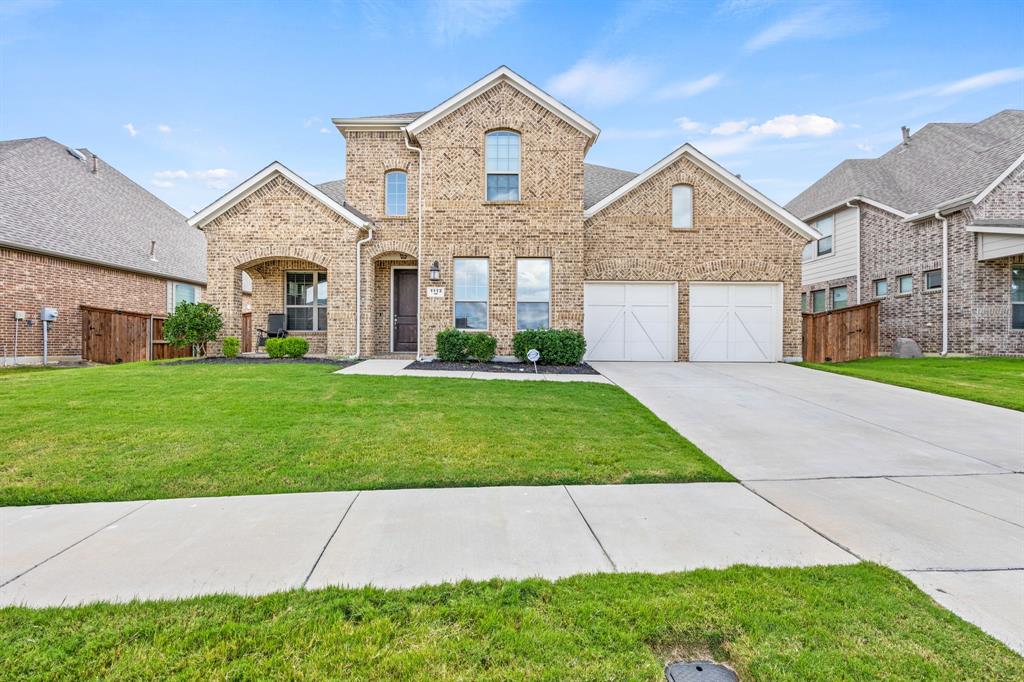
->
788, 110, 1024, 356
0, 137, 216, 364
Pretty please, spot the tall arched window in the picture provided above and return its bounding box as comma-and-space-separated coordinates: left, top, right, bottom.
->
485, 130, 520, 201
672, 184, 693, 228
385, 170, 407, 216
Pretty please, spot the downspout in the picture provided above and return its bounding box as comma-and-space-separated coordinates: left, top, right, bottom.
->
847, 201, 861, 304
404, 132, 424, 360
934, 212, 949, 356
354, 222, 375, 359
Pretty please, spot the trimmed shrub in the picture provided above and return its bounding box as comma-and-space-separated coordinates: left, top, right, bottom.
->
163, 302, 223, 357
282, 337, 309, 358
467, 332, 497, 362
436, 328, 470, 362
513, 329, 587, 365
222, 336, 240, 358
265, 337, 287, 359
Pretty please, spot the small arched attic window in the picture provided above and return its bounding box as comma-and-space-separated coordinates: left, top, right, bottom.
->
385, 170, 407, 216
485, 130, 520, 201
672, 184, 693, 229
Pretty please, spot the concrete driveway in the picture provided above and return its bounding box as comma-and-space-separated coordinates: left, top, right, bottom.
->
594, 361, 1024, 654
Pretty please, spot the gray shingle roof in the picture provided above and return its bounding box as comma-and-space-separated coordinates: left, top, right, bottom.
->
786, 109, 1024, 220
317, 163, 637, 214
584, 163, 638, 208
0, 137, 206, 283
339, 111, 426, 122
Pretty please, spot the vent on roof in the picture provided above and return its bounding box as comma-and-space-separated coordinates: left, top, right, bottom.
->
67, 147, 87, 162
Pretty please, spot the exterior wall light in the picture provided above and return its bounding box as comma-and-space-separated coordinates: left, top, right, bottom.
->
429, 261, 441, 281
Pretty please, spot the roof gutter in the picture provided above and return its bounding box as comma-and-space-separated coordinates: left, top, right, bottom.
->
935, 212, 949, 357
847, 202, 862, 304
354, 222, 375, 359
405, 131, 425, 361
903, 193, 975, 223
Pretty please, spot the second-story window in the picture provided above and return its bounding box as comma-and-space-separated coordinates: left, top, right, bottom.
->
385, 170, 407, 216
814, 215, 834, 256
485, 130, 520, 201
671, 185, 693, 228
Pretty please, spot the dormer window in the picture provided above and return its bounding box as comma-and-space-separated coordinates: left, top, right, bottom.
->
485, 131, 520, 201
671, 185, 693, 228
385, 170, 407, 216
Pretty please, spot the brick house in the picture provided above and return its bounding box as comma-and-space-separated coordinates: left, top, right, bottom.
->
789, 110, 1024, 356
0, 137, 209, 364
192, 67, 819, 362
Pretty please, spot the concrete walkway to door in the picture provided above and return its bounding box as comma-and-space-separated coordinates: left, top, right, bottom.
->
593, 361, 1024, 654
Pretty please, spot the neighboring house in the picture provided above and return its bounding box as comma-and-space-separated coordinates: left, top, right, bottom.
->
0, 137, 210, 364
192, 66, 819, 362
789, 110, 1024, 356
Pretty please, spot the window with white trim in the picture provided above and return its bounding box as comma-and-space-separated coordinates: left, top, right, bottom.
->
485, 131, 520, 201
814, 215, 834, 256
924, 269, 942, 290
671, 185, 693, 228
171, 282, 197, 309
385, 170, 407, 216
285, 272, 327, 331
831, 286, 848, 310
516, 259, 550, 330
1012, 266, 1024, 330
897, 274, 913, 294
454, 258, 488, 330
873, 278, 888, 297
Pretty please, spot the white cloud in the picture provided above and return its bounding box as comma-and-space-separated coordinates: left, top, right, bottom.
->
744, 4, 877, 52
711, 119, 752, 135
154, 170, 189, 180
548, 58, 653, 107
319, 127, 330, 134
856, 142, 874, 153
749, 114, 841, 138
675, 117, 704, 132
654, 73, 723, 100
717, 0, 776, 14
428, 0, 522, 45
152, 179, 175, 188
122, 122, 138, 137
303, 116, 321, 128
893, 67, 1024, 101
151, 168, 237, 190
157, 124, 172, 134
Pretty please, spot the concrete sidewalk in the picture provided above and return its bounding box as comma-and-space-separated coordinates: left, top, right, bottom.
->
336, 358, 612, 383
595, 362, 1024, 654
0, 483, 854, 607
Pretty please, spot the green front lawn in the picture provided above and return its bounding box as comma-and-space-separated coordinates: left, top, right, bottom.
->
800, 356, 1024, 411
0, 362, 729, 506
2, 564, 1019, 681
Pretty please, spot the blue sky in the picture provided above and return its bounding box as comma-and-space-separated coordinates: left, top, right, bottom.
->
2, 0, 1022, 215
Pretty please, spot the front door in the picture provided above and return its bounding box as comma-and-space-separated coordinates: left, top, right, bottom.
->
393, 268, 418, 352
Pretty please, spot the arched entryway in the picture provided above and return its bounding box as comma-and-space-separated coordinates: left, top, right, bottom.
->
362, 241, 418, 356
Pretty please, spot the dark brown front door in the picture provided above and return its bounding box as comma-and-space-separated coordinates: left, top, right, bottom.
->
393, 269, 418, 352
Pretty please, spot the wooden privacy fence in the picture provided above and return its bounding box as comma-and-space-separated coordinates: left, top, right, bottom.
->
81, 306, 192, 364
802, 300, 880, 363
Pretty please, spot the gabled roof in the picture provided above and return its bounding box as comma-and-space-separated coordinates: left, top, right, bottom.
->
0, 136, 206, 283
584, 163, 637, 209
787, 109, 1024, 220
405, 66, 600, 148
583, 143, 819, 241
188, 162, 372, 229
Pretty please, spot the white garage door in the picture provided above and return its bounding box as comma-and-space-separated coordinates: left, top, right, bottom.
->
584, 282, 677, 361
689, 283, 782, 362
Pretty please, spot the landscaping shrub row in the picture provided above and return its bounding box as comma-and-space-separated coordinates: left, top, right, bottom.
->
266, 337, 309, 359
435, 328, 586, 365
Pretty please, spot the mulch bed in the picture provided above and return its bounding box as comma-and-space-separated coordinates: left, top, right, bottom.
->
163, 357, 359, 368
406, 360, 599, 375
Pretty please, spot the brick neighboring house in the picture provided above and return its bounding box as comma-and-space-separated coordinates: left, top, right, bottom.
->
193, 66, 819, 362
0, 137, 212, 364
789, 110, 1024, 356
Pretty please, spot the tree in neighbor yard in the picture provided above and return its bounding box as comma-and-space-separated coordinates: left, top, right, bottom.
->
163, 302, 223, 357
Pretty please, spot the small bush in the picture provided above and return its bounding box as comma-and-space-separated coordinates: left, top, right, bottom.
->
436, 328, 470, 362
222, 337, 240, 358
265, 337, 287, 359
467, 333, 497, 362
513, 329, 587, 365
163, 302, 223, 357
282, 337, 309, 358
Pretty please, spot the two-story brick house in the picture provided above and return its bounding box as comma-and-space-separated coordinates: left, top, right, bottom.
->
192, 67, 819, 362
790, 110, 1024, 356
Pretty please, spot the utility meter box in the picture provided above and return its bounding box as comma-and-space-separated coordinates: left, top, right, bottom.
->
41, 307, 58, 322
14, 310, 26, 320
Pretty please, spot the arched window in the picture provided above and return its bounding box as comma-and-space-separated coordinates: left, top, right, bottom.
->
485, 130, 520, 201
385, 170, 407, 216
671, 184, 693, 228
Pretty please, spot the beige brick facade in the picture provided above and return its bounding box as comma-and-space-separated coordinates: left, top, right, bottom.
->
202, 77, 810, 360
